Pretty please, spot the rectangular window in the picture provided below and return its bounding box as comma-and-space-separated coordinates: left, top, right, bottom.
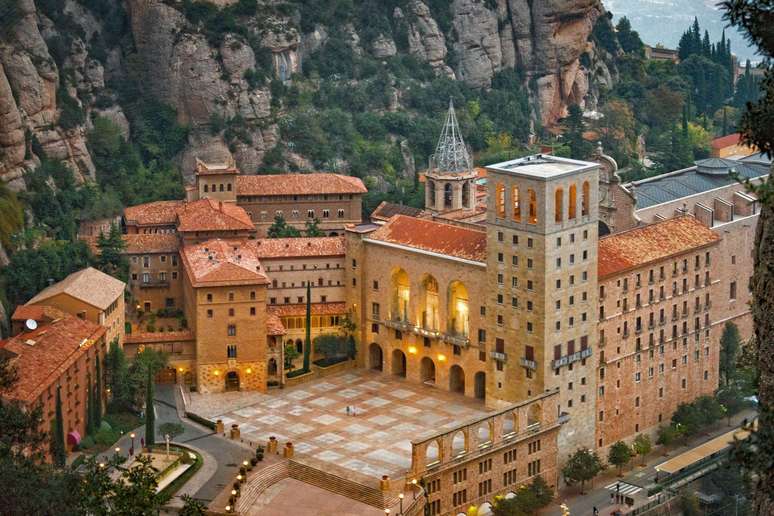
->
227, 345, 237, 358
730, 281, 737, 300
228, 324, 236, 336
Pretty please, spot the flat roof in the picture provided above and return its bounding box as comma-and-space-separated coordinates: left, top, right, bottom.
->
485, 154, 598, 181
655, 423, 754, 474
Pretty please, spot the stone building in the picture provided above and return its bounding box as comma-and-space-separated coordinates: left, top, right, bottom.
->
0, 308, 108, 456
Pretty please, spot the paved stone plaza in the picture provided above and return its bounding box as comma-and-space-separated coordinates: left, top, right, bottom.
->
191, 370, 490, 479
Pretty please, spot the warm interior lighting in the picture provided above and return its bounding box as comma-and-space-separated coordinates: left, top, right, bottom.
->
178, 367, 184, 372
213, 370, 221, 376
408, 346, 417, 354
437, 354, 446, 362
245, 368, 252, 374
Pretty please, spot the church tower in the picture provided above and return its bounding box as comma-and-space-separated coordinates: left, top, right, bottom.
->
424, 100, 477, 214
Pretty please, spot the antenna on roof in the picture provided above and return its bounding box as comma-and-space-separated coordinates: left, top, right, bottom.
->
25, 319, 38, 331
429, 99, 472, 173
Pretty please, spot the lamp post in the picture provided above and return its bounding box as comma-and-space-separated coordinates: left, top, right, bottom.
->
165, 433, 170, 458
384, 510, 390, 515
411, 479, 418, 499
399, 493, 404, 515
130, 433, 136, 456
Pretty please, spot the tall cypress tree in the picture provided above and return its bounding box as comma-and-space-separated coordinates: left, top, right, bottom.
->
145, 369, 155, 447
303, 282, 311, 372
94, 355, 102, 427
52, 385, 66, 467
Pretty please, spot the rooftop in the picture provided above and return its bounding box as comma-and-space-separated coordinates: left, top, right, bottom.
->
626, 156, 770, 210
598, 216, 720, 279
236, 173, 367, 196
181, 239, 269, 287
27, 267, 126, 310
486, 154, 598, 180
366, 215, 486, 263
0, 313, 105, 403
252, 237, 345, 259
176, 199, 254, 233
123, 234, 179, 254
265, 313, 286, 336
370, 201, 425, 223
124, 200, 184, 227
11, 305, 66, 324
711, 133, 743, 150
195, 158, 238, 176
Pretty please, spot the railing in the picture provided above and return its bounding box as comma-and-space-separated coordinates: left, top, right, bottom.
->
442, 331, 470, 347
135, 279, 169, 288
519, 357, 537, 370
490, 351, 507, 362
552, 346, 592, 369
384, 317, 413, 332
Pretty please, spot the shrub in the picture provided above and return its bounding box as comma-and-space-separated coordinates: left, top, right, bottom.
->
79, 436, 96, 449
251, 457, 258, 466
99, 420, 113, 432
185, 412, 216, 430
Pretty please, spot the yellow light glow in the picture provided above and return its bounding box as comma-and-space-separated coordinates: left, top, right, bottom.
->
437, 354, 446, 362
178, 367, 184, 372
245, 368, 252, 374
213, 370, 220, 376
408, 346, 417, 354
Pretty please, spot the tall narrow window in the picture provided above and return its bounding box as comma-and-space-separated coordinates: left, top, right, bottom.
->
528, 189, 537, 224
512, 185, 521, 221
582, 181, 590, 216
496, 183, 505, 218
555, 187, 564, 222
569, 184, 577, 219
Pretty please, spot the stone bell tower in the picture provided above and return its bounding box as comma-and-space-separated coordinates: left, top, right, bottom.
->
424, 100, 477, 214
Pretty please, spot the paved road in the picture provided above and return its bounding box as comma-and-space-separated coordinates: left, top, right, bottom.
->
544, 409, 757, 516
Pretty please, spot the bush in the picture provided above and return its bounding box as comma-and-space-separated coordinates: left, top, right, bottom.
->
94, 428, 120, 446
185, 412, 216, 430
286, 368, 310, 378
99, 420, 113, 432
79, 436, 96, 449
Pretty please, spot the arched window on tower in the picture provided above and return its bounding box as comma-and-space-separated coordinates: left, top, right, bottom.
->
444, 183, 453, 209
512, 185, 521, 221
496, 183, 505, 218
555, 187, 564, 223
582, 181, 590, 216
569, 184, 577, 219
427, 180, 435, 207
528, 188, 537, 224
462, 181, 470, 207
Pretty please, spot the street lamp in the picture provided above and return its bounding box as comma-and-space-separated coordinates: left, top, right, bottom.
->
114, 447, 120, 456
411, 478, 418, 499
130, 433, 136, 456
384, 510, 390, 515
398, 493, 404, 514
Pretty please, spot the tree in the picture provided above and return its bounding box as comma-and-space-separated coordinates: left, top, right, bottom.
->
179, 495, 207, 516
303, 282, 311, 372
267, 213, 301, 238
608, 441, 633, 476
562, 448, 604, 494
720, 322, 742, 386
695, 395, 725, 426
313, 333, 346, 360
632, 434, 652, 466
679, 492, 702, 516
304, 218, 324, 237
616, 17, 644, 56
104, 338, 131, 411
284, 342, 300, 371
144, 369, 155, 447
96, 223, 128, 281
564, 104, 593, 160
128, 347, 167, 408
716, 384, 745, 426
158, 422, 185, 440
656, 424, 682, 446
52, 386, 66, 468
672, 402, 703, 436
491, 476, 553, 515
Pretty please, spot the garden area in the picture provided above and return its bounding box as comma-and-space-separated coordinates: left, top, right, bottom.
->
127, 307, 188, 335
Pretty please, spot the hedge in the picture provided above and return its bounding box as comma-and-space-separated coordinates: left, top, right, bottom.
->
185, 412, 216, 431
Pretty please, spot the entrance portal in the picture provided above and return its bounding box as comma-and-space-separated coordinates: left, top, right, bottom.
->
474, 371, 486, 400
420, 357, 436, 384
449, 365, 465, 394
225, 371, 240, 391
391, 349, 407, 377
369, 343, 383, 371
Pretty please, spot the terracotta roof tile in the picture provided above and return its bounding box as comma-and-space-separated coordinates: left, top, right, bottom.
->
27, 267, 126, 310
11, 305, 66, 323
195, 158, 238, 176
366, 215, 487, 263
252, 237, 345, 259
370, 201, 425, 222
125, 330, 194, 344
236, 173, 367, 196
176, 199, 254, 233
268, 302, 347, 317
266, 313, 286, 336
181, 239, 269, 287
711, 133, 742, 150
0, 314, 105, 403
598, 216, 720, 279
124, 200, 184, 227
123, 234, 180, 254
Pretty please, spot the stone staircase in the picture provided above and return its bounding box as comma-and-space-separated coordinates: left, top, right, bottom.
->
288, 460, 398, 509
236, 461, 290, 512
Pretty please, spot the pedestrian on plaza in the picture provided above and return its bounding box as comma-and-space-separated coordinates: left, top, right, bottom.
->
593, 506, 599, 515
346, 405, 351, 416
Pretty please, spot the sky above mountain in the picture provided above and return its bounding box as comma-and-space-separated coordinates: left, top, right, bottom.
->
606, 0, 760, 62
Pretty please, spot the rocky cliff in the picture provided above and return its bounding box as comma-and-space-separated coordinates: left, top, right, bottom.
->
0, 0, 616, 188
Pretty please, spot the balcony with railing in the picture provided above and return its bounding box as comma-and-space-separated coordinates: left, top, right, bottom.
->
136, 278, 169, 289
519, 357, 537, 370
552, 346, 592, 370
490, 351, 507, 362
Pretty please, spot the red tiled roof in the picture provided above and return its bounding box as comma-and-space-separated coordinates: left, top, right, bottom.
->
266, 313, 286, 335
268, 302, 347, 317
0, 314, 106, 403
123, 234, 180, 254
252, 237, 345, 259
125, 330, 194, 344
598, 216, 720, 279
11, 305, 66, 323
181, 239, 269, 287
124, 200, 184, 227
176, 199, 254, 233
366, 215, 487, 263
370, 201, 424, 222
236, 173, 367, 196
711, 133, 742, 150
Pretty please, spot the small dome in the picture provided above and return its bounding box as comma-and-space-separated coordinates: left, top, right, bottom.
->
695, 158, 736, 175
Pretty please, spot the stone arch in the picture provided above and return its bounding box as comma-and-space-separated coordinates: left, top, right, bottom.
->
528, 403, 542, 428
528, 188, 537, 224
502, 411, 517, 436
511, 185, 521, 221
569, 183, 577, 219
295, 338, 303, 354
421, 274, 440, 331
444, 183, 453, 209
425, 439, 441, 466
427, 179, 436, 207
495, 183, 505, 218
447, 281, 469, 337
369, 343, 383, 371
449, 364, 465, 394
225, 371, 240, 391
476, 420, 493, 445
268, 358, 278, 376
451, 430, 467, 457
420, 356, 436, 384
555, 187, 564, 222
391, 268, 410, 321
474, 371, 486, 400
462, 181, 471, 207
582, 180, 590, 216
391, 349, 407, 377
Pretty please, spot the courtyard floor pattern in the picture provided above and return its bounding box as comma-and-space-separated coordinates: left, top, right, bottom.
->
190, 369, 490, 480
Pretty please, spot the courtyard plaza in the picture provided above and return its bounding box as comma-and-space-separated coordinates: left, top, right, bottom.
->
189, 369, 490, 481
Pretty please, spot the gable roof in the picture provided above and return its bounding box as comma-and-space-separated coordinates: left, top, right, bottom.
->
123, 234, 180, 254
711, 133, 742, 150
366, 215, 487, 263
176, 199, 254, 233
124, 200, 184, 227
27, 267, 126, 310
370, 201, 425, 222
181, 239, 269, 287
236, 173, 367, 196
598, 216, 720, 279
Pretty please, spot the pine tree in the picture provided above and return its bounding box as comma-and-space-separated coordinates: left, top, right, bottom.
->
144, 369, 155, 447
303, 282, 311, 372
52, 385, 66, 467
96, 223, 128, 281
304, 218, 324, 237
267, 213, 301, 238
719, 322, 741, 387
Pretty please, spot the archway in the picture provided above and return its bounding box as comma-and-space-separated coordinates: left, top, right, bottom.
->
427, 180, 436, 208
391, 268, 410, 322
502, 411, 516, 436
476, 421, 492, 445
528, 404, 542, 428
369, 343, 383, 371
425, 439, 441, 466
268, 358, 278, 376
451, 431, 467, 457
448, 281, 469, 338
444, 183, 453, 209
421, 274, 440, 331
474, 371, 486, 400
449, 365, 465, 394
295, 338, 303, 354
420, 357, 436, 384
225, 371, 240, 391
391, 349, 407, 377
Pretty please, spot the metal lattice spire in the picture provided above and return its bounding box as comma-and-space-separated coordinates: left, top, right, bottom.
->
430, 99, 472, 173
